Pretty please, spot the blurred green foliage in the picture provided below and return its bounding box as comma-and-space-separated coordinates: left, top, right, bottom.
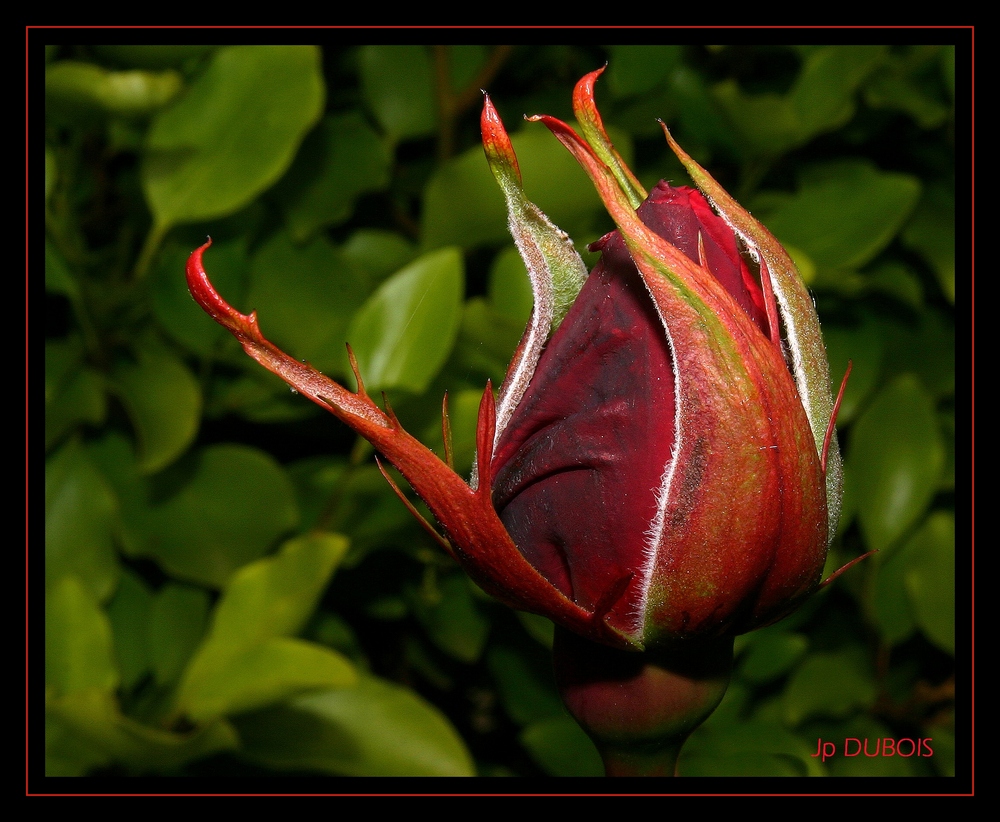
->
44, 43, 959, 778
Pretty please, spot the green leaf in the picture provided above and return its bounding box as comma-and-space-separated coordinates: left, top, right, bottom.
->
287, 458, 411, 541
520, 715, 603, 776
143, 444, 300, 587
46, 701, 115, 776
45, 340, 107, 450
176, 533, 351, 720
45, 442, 121, 602
880, 310, 955, 399
929, 722, 955, 777
666, 64, 741, 158
105, 570, 155, 691
783, 651, 876, 725
273, 112, 392, 241
738, 628, 809, 684
142, 45, 324, 229
682, 717, 823, 776
347, 247, 463, 394
46, 576, 120, 696
46, 689, 238, 775
902, 182, 956, 303
863, 46, 952, 129
45, 337, 81, 402
46, 60, 183, 120
543, 129, 629, 229
46, 235, 81, 300
210, 532, 349, 647
681, 749, 808, 777
411, 574, 490, 663
517, 612, 555, 647
939, 406, 955, 493
246, 230, 371, 375
605, 45, 683, 96
847, 375, 945, 553
761, 160, 921, 271
864, 262, 925, 309
904, 512, 955, 654
148, 584, 211, 686
109, 340, 201, 473
419, 142, 506, 251
871, 545, 918, 647
789, 46, 886, 137
358, 45, 436, 142
339, 229, 417, 284
712, 81, 801, 158
235, 675, 475, 776
941, 45, 955, 101
713, 46, 885, 158
205, 370, 318, 423
873, 511, 955, 654
84, 433, 152, 559
181, 638, 357, 723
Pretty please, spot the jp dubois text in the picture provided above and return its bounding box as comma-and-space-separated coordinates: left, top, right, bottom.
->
812, 738, 933, 762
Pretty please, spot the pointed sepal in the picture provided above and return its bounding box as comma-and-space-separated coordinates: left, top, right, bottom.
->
572, 66, 647, 210
480, 95, 588, 467
186, 239, 640, 652
660, 125, 843, 543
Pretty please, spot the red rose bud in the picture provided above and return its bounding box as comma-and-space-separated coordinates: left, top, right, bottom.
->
490, 179, 793, 647
186, 68, 851, 654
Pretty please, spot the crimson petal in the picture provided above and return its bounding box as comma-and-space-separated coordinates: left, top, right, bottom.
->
492, 234, 675, 638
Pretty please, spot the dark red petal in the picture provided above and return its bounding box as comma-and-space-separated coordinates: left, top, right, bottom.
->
491, 234, 675, 635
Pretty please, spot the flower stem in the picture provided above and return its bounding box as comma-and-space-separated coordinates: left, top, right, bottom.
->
553, 627, 733, 776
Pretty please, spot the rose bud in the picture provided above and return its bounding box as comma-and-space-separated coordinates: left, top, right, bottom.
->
186, 67, 853, 656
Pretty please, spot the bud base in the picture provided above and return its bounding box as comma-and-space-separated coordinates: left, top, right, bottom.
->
553, 627, 733, 776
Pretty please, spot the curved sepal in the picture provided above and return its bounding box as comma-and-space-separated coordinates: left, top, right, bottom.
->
661, 126, 843, 543
480, 95, 588, 470
572, 66, 647, 210
186, 239, 640, 652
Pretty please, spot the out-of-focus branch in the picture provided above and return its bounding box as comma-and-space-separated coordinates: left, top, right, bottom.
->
433, 45, 515, 162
